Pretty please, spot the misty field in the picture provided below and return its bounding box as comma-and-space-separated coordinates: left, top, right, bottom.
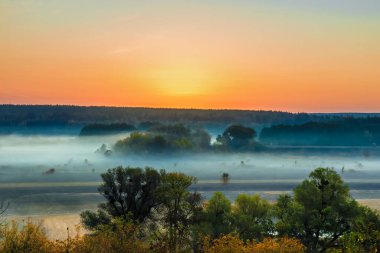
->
1, 134, 380, 219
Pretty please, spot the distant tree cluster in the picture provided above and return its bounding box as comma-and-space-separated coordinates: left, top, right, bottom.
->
79, 123, 136, 136
260, 117, 380, 146
112, 124, 263, 155
113, 124, 211, 154
78, 167, 380, 253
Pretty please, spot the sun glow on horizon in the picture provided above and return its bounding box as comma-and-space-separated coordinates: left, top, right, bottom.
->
1, 1, 380, 112
141, 66, 218, 96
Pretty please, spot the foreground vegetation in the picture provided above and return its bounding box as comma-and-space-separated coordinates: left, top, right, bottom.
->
0, 220, 305, 253
1, 167, 379, 252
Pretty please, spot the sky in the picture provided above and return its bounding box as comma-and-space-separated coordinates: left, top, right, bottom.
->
1, 0, 380, 112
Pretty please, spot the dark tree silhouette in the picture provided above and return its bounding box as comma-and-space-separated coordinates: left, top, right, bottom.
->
81, 166, 162, 229
79, 123, 136, 136
216, 125, 257, 150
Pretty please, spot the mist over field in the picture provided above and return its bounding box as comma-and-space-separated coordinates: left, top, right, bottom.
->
1, 132, 380, 217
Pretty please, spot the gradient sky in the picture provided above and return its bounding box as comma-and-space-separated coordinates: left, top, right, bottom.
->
1, 0, 380, 112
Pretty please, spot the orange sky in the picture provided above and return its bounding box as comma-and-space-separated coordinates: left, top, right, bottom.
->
1, 1, 380, 112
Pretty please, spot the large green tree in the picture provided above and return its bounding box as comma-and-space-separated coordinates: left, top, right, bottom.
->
275, 168, 360, 252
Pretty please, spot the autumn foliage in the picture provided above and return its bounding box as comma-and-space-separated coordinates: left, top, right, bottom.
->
203, 234, 305, 253
0, 221, 305, 253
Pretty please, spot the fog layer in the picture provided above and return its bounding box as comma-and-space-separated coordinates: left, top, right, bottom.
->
1, 134, 380, 215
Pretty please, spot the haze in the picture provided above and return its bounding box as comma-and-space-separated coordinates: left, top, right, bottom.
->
1, 132, 380, 216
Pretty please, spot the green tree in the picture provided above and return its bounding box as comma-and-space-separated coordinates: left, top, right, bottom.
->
338, 206, 380, 252
156, 172, 201, 252
81, 166, 162, 229
205, 192, 233, 238
274, 168, 360, 252
232, 194, 273, 241
274, 194, 304, 238
114, 132, 150, 153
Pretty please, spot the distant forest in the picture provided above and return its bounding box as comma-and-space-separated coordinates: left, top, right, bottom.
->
79, 123, 136, 136
260, 118, 380, 146
2, 105, 380, 127
2, 105, 380, 147
0, 105, 319, 127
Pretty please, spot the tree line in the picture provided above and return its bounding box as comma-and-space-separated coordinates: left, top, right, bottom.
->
0, 105, 321, 127
260, 118, 380, 146
79, 123, 136, 136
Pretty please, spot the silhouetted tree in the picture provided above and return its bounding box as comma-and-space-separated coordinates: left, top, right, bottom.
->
216, 125, 257, 150
81, 166, 162, 229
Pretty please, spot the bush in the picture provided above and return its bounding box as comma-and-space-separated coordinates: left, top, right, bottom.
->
0, 220, 51, 253
0, 219, 149, 253
203, 234, 305, 253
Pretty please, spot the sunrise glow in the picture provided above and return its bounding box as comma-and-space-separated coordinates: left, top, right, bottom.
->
1, 1, 380, 112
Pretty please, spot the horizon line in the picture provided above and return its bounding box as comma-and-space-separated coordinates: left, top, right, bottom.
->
1, 103, 380, 115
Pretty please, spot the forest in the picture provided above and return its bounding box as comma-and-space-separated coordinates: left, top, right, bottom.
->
0, 105, 319, 128
3, 105, 380, 148
79, 123, 136, 136
260, 118, 380, 146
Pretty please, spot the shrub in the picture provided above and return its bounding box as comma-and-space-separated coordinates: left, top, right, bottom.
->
203, 234, 305, 253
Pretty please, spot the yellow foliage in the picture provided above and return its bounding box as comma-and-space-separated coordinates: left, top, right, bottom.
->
203, 234, 305, 253
71, 221, 149, 253
249, 237, 305, 253
203, 234, 247, 253
0, 219, 149, 253
0, 220, 305, 253
0, 219, 51, 253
